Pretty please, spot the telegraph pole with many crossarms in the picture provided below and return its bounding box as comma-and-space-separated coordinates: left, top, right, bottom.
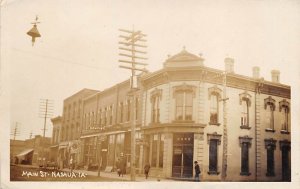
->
118, 27, 148, 181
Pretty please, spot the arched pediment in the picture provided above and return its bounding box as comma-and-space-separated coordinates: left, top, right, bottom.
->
239, 91, 252, 106
173, 83, 196, 97
264, 96, 276, 110
208, 85, 222, 99
279, 99, 290, 112
150, 88, 162, 102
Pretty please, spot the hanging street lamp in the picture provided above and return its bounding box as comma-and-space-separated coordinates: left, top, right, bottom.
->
27, 16, 41, 46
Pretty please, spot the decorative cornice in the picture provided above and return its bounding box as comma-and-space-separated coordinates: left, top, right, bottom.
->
208, 85, 222, 100
264, 138, 277, 149
279, 99, 290, 112
150, 88, 163, 101
239, 91, 252, 107
279, 140, 291, 151
264, 96, 276, 110
207, 132, 222, 145
141, 68, 290, 98
173, 83, 196, 97
239, 135, 253, 147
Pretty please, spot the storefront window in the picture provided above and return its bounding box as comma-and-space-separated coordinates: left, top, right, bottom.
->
107, 135, 115, 166
159, 134, 164, 167
151, 134, 158, 167
151, 134, 164, 168
115, 133, 124, 159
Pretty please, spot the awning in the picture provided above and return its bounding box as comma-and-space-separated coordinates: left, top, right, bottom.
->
59, 141, 69, 149
80, 130, 127, 139
16, 149, 34, 157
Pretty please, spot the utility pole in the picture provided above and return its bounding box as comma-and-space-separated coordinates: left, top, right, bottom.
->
39, 99, 53, 164
11, 122, 20, 141
118, 27, 147, 181
39, 99, 54, 137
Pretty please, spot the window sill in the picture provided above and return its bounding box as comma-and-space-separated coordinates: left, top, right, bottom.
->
240, 125, 251, 130
240, 172, 251, 176
280, 130, 290, 134
265, 128, 276, 133
209, 122, 220, 126
207, 171, 220, 175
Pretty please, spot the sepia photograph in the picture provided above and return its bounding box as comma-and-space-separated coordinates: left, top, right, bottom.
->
0, 0, 300, 189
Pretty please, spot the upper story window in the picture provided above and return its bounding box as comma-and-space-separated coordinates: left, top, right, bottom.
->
98, 109, 102, 127
120, 102, 124, 123
264, 96, 276, 132
68, 104, 71, 120
127, 99, 131, 122
78, 100, 81, 117
239, 91, 252, 129
208, 86, 222, 125
135, 97, 139, 121
109, 105, 113, 125
73, 102, 76, 119
173, 83, 195, 121
150, 88, 162, 123
175, 91, 193, 121
104, 107, 107, 126
279, 99, 290, 134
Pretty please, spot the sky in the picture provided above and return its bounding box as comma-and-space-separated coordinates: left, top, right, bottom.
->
1, 0, 300, 140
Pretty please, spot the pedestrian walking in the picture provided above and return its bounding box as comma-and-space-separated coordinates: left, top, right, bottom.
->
144, 162, 150, 179
120, 157, 126, 177
69, 157, 74, 172
194, 161, 201, 182
116, 158, 122, 177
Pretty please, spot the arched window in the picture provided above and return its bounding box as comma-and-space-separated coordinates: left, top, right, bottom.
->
208, 86, 222, 125
241, 100, 248, 126
279, 99, 290, 134
173, 84, 195, 121
264, 96, 276, 132
239, 91, 252, 129
150, 88, 162, 123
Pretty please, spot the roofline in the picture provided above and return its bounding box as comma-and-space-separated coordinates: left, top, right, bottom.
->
51, 116, 62, 122
64, 88, 100, 102
83, 78, 131, 102
141, 66, 290, 89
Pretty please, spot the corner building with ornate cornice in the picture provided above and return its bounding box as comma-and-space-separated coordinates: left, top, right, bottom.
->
139, 48, 290, 181
79, 48, 290, 181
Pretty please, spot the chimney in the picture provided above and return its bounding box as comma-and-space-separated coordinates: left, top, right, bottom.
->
271, 70, 280, 83
252, 66, 260, 79
224, 57, 234, 73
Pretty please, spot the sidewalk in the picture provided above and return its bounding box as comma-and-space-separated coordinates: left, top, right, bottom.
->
62, 168, 173, 182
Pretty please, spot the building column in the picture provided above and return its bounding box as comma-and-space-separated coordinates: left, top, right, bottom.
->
163, 133, 173, 178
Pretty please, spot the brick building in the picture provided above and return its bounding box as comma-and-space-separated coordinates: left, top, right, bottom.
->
51, 48, 290, 181
55, 89, 99, 169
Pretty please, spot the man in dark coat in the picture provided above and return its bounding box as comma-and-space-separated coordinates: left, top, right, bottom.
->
194, 161, 201, 182
116, 159, 121, 177
144, 162, 150, 179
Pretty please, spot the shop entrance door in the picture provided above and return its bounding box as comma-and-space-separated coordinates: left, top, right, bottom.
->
282, 146, 290, 181
172, 133, 194, 178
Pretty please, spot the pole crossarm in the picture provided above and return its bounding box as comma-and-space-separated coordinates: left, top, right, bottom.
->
119, 65, 147, 72
119, 59, 148, 65
119, 47, 146, 54
119, 41, 147, 48
119, 53, 148, 60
